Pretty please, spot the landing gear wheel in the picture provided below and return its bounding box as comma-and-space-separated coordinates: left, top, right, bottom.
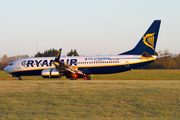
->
87, 76, 91, 80
18, 76, 22, 80
70, 76, 77, 80
84, 76, 91, 80
84, 76, 88, 80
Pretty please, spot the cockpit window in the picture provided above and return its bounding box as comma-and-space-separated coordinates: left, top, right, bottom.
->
10, 63, 13, 66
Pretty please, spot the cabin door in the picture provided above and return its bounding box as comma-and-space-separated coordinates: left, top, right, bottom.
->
125, 58, 129, 67
17, 61, 21, 69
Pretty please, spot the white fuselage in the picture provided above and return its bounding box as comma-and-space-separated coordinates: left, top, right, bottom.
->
4, 55, 157, 76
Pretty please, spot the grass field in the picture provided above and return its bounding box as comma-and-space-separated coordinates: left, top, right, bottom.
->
0, 70, 180, 119
1, 69, 180, 80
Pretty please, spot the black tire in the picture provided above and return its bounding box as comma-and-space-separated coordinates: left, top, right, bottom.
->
87, 76, 91, 80
18, 77, 22, 80
84, 76, 91, 80
70, 76, 77, 80
70, 76, 74, 80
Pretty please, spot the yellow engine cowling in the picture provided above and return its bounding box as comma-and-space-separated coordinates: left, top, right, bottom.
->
41, 68, 63, 78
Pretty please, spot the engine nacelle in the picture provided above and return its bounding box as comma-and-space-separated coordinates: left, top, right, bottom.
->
41, 68, 63, 78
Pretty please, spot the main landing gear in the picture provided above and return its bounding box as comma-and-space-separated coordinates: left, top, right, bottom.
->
70, 76, 77, 80
70, 74, 91, 80
84, 75, 91, 80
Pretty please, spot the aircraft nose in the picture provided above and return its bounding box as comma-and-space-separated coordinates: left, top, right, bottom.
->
4, 66, 9, 73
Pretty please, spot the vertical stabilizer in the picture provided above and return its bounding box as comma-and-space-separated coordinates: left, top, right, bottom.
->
120, 20, 161, 55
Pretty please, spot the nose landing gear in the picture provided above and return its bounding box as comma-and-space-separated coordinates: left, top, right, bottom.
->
18, 76, 22, 80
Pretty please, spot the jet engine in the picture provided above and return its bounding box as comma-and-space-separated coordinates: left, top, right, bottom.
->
41, 68, 63, 78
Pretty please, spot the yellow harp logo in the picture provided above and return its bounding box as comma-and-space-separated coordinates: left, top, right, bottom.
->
143, 33, 155, 50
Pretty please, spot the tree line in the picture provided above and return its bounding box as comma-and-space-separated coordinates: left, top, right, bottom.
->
0, 49, 180, 70
141, 50, 179, 69
35, 48, 79, 57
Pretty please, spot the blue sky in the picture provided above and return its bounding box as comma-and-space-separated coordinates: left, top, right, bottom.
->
0, 0, 180, 57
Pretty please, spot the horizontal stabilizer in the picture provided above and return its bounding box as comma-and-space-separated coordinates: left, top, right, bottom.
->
157, 54, 172, 58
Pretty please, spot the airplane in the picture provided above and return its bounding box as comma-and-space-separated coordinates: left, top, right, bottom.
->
4, 20, 165, 80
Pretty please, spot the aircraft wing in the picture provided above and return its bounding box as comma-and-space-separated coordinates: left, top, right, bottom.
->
52, 49, 84, 75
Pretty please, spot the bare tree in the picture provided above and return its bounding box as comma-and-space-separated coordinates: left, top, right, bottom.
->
0, 54, 29, 64
1, 54, 8, 63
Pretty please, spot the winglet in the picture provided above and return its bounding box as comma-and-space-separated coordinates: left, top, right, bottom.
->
54, 49, 62, 62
